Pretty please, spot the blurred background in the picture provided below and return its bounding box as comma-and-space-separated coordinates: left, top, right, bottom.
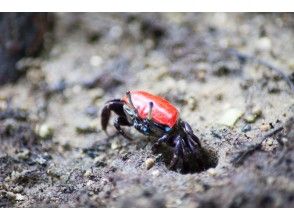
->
0, 13, 293, 207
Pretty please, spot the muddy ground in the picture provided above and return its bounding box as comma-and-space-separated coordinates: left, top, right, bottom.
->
0, 13, 294, 207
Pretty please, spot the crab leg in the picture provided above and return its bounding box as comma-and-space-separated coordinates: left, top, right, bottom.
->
114, 116, 133, 140
169, 136, 183, 169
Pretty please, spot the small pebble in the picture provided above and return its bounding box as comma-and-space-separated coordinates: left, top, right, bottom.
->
35, 156, 47, 165
0, 97, 8, 110
145, 158, 155, 170
262, 138, 276, 151
151, 170, 160, 177
267, 177, 275, 185
86, 180, 95, 187
37, 124, 54, 139
241, 124, 251, 132
244, 108, 262, 123
6, 192, 17, 200
197, 70, 206, 82
207, 168, 217, 176
186, 96, 198, 111
244, 114, 256, 123
267, 139, 273, 146
256, 37, 272, 52
288, 58, 294, 70
16, 149, 30, 160
10, 171, 21, 182
111, 140, 121, 150
84, 170, 92, 178
13, 186, 23, 193
15, 194, 25, 201
260, 124, 271, 132
252, 107, 262, 117
218, 108, 244, 127
90, 55, 103, 67
94, 154, 106, 163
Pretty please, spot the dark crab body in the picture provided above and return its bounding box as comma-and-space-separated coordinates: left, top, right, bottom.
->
101, 90, 209, 172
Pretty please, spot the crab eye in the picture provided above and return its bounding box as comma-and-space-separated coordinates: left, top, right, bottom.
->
165, 127, 171, 132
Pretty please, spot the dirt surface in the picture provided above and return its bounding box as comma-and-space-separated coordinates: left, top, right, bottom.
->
0, 13, 294, 207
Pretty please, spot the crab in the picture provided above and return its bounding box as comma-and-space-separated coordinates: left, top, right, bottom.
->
101, 90, 209, 172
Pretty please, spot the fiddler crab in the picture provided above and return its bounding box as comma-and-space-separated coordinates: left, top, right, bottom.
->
101, 90, 209, 173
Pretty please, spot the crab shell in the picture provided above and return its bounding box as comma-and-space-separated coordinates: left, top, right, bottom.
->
122, 90, 179, 128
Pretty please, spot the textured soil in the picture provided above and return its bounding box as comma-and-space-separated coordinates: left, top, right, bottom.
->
0, 13, 293, 207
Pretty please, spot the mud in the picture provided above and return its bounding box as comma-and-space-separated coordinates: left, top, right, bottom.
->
0, 13, 293, 207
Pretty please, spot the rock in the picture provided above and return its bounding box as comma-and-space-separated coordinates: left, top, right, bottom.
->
151, 170, 160, 177
35, 156, 48, 165
260, 124, 271, 132
252, 107, 262, 117
218, 108, 244, 127
207, 168, 217, 176
288, 58, 294, 70
244, 108, 262, 123
145, 158, 155, 170
186, 96, 198, 111
94, 154, 107, 163
111, 140, 121, 150
84, 170, 93, 178
197, 70, 206, 82
15, 193, 25, 201
90, 55, 103, 67
10, 171, 21, 182
16, 149, 30, 160
241, 124, 251, 132
0, 96, 8, 110
75, 123, 96, 134
86, 180, 95, 187
46, 165, 61, 179
12, 186, 23, 193
256, 37, 272, 52
244, 114, 256, 123
6, 192, 17, 200
93, 154, 107, 167
262, 138, 276, 152
36, 123, 54, 139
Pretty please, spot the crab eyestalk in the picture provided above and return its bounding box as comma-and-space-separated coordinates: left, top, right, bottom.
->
147, 102, 154, 120
126, 91, 137, 113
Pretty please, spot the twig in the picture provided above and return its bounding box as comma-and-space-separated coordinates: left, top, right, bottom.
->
231, 126, 284, 166
227, 48, 294, 93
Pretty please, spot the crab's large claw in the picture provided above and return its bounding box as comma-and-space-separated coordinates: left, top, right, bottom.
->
100, 99, 125, 133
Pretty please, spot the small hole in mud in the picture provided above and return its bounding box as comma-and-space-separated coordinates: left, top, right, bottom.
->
155, 144, 218, 174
